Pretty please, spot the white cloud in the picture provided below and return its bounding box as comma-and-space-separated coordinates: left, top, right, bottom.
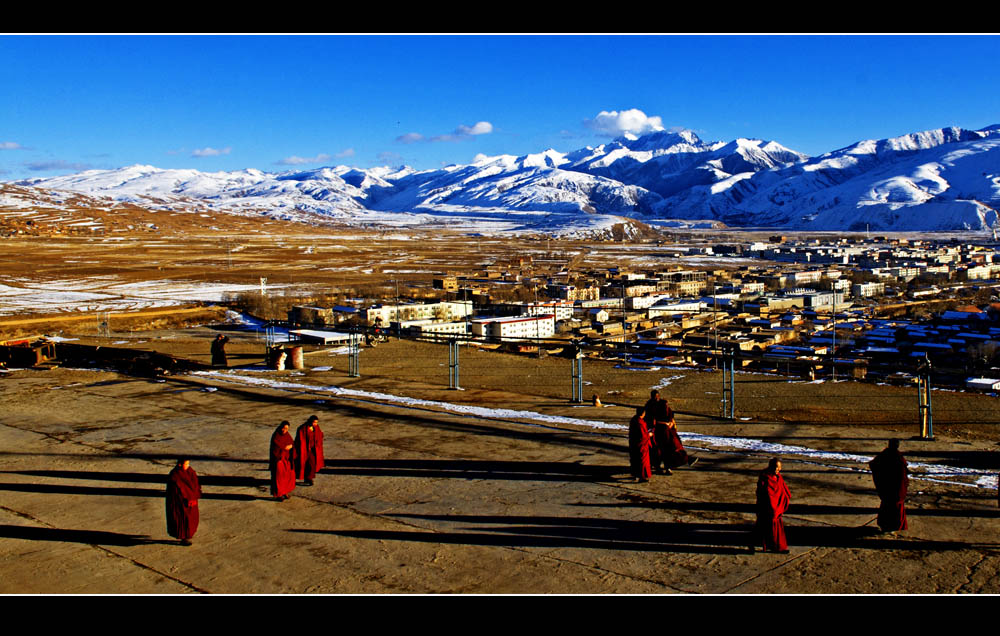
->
472, 153, 490, 163
0, 141, 24, 150
456, 121, 493, 136
191, 146, 232, 158
584, 108, 665, 137
336, 148, 355, 158
397, 121, 494, 144
396, 132, 424, 144
277, 153, 333, 166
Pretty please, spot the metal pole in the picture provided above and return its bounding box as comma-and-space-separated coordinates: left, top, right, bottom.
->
722, 348, 729, 417
577, 355, 583, 403
918, 364, 933, 440
832, 292, 837, 382
729, 354, 736, 419
571, 353, 584, 403
349, 331, 360, 378
449, 338, 461, 389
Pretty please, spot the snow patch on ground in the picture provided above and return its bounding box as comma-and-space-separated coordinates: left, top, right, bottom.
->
190, 370, 998, 491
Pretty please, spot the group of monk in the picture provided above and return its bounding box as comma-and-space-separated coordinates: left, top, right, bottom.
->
628, 389, 699, 482
269, 415, 326, 500
164, 414, 326, 546
750, 440, 910, 553
166, 386, 915, 553
627, 389, 914, 554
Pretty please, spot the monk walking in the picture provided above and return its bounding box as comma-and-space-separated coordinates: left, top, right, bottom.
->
628, 407, 653, 482
211, 334, 229, 367
270, 421, 296, 501
166, 459, 201, 546
869, 439, 909, 533
753, 458, 790, 554
294, 415, 325, 487
644, 389, 697, 474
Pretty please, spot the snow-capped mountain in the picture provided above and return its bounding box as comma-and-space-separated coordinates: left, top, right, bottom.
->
660, 125, 1000, 231
7, 125, 1000, 233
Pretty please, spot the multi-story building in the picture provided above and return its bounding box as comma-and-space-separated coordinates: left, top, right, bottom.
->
852, 282, 885, 298
470, 314, 556, 340
365, 300, 473, 325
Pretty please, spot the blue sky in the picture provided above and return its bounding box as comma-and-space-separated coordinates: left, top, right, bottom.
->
1, 34, 998, 179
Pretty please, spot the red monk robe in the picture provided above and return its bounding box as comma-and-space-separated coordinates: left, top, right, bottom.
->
644, 391, 670, 472
658, 419, 691, 469
294, 415, 325, 485
869, 441, 909, 533
270, 421, 296, 500
650, 397, 692, 470
166, 460, 201, 545
755, 459, 790, 553
628, 409, 653, 481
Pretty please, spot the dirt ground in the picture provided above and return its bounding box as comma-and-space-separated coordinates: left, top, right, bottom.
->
3, 332, 1000, 594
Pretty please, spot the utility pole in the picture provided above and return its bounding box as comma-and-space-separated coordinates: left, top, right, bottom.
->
621, 277, 627, 357
832, 291, 837, 382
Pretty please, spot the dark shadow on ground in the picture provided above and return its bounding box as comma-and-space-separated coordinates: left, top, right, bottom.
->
585, 495, 1000, 519
320, 459, 619, 482
1, 469, 265, 489
291, 512, 997, 554
902, 449, 1000, 470
0, 481, 259, 501
0, 451, 263, 466
0, 524, 170, 546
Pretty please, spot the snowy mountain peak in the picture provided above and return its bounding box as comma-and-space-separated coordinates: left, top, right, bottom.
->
6, 123, 1000, 234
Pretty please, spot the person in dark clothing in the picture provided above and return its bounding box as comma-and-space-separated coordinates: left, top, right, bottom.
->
869, 439, 909, 533
644, 389, 697, 474
166, 459, 201, 546
211, 334, 229, 367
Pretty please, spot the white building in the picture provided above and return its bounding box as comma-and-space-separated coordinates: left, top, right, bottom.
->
501, 301, 575, 321
852, 282, 885, 298
966, 378, 1000, 392
404, 320, 470, 336
365, 300, 473, 325
470, 314, 555, 340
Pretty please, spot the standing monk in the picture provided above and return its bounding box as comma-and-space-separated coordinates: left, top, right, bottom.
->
211, 334, 229, 367
644, 390, 697, 473
628, 407, 653, 482
166, 459, 201, 546
644, 390, 669, 473
270, 421, 296, 501
869, 439, 909, 533
294, 415, 325, 486
754, 458, 791, 553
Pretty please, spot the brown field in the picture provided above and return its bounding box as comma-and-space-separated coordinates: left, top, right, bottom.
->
3, 220, 1000, 594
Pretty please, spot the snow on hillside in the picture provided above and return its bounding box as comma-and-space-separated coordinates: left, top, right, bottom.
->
662, 125, 1000, 231
6, 124, 1000, 233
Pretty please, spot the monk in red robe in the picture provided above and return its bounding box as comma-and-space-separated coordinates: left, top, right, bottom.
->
644, 390, 697, 473
294, 415, 325, 486
754, 458, 790, 553
869, 439, 909, 533
628, 407, 653, 482
270, 421, 296, 501
166, 459, 201, 546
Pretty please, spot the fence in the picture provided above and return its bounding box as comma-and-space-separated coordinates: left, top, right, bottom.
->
280, 328, 999, 434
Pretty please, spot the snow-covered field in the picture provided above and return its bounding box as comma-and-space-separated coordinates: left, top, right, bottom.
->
0, 277, 289, 316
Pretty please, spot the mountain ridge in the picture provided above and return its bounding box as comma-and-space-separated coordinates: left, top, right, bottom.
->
6, 124, 1000, 234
